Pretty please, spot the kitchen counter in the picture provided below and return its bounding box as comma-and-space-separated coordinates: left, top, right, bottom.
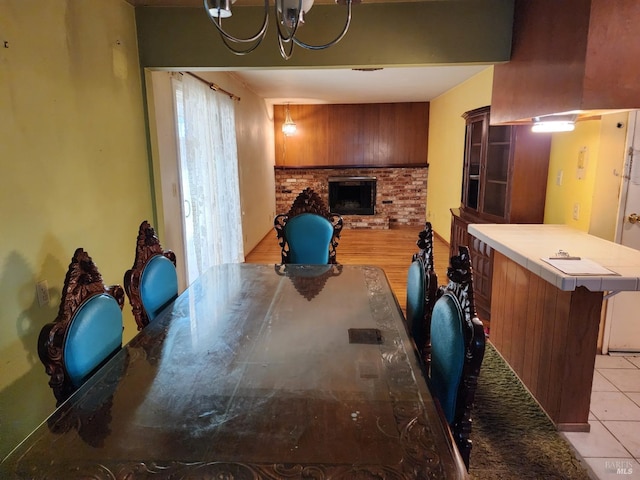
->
468, 223, 640, 292
466, 223, 634, 431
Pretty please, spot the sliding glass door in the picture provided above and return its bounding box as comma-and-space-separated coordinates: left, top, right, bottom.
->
172, 73, 244, 286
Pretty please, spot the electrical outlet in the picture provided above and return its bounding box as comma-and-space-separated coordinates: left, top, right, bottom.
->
36, 280, 50, 307
572, 203, 580, 221
556, 170, 563, 186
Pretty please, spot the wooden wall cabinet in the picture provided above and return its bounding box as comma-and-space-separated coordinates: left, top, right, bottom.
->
450, 106, 551, 323
491, 0, 640, 124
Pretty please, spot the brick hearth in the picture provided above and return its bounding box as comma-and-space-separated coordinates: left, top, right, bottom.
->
275, 167, 428, 229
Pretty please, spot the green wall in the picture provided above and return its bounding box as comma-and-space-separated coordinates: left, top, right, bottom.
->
0, 0, 152, 457
134, 1, 514, 68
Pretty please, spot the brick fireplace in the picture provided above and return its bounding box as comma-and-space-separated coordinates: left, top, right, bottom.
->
275, 167, 428, 229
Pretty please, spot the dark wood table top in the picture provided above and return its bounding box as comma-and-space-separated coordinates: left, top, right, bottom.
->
1, 264, 467, 479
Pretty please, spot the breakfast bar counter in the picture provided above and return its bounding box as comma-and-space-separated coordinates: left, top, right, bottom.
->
468, 224, 640, 431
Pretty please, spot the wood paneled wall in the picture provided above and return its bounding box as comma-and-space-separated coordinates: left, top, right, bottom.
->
490, 252, 602, 430
274, 103, 429, 168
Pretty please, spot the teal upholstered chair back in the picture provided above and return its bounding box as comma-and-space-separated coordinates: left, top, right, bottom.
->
274, 188, 343, 265
140, 255, 179, 321
405, 222, 438, 368
429, 245, 485, 471
406, 258, 426, 346
64, 293, 123, 387
284, 213, 334, 264
430, 293, 465, 424
125, 221, 178, 330
38, 248, 125, 403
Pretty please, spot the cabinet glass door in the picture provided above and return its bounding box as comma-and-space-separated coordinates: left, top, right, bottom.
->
465, 119, 483, 210
482, 125, 512, 218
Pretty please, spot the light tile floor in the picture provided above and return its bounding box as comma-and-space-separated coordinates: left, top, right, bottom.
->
562, 354, 640, 479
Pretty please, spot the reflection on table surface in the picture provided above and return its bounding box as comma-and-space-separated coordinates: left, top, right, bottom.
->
1, 264, 467, 479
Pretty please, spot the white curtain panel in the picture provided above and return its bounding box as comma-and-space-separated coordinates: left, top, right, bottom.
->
176, 73, 244, 282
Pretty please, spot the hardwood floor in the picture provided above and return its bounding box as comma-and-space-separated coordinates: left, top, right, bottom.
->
245, 225, 451, 312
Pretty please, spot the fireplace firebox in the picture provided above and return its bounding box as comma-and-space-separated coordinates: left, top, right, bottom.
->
328, 176, 376, 215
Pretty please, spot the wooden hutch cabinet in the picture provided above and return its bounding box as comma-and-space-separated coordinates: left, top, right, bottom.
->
450, 106, 551, 324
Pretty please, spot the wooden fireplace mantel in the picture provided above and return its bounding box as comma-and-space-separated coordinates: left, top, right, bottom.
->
274, 164, 429, 170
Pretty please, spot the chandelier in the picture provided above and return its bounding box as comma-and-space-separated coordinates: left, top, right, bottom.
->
204, 0, 355, 60
282, 104, 297, 136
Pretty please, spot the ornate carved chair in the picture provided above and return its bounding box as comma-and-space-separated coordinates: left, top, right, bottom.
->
429, 245, 485, 471
274, 188, 343, 264
124, 220, 178, 330
405, 222, 439, 369
38, 248, 125, 403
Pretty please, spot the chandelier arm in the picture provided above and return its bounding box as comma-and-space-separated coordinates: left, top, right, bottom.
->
220, 33, 264, 55
204, 0, 270, 45
293, 0, 352, 50
274, 0, 302, 45
277, 33, 295, 60
274, 0, 303, 59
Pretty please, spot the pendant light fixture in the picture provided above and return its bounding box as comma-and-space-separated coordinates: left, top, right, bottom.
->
282, 104, 297, 136
204, 0, 356, 60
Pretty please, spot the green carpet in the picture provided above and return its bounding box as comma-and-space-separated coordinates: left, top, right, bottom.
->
469, 342, 592, 480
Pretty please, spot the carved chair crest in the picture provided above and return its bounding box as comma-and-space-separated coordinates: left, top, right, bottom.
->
38, 248, 125, 403
441, 245, 477, 322
274, 188, 344, 264
412, 221, 436, 271
124, 220, 177, 330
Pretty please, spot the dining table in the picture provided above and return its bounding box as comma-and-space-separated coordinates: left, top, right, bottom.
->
1, 263, 468, 479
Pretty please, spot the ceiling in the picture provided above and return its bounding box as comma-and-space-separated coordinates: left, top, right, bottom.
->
228, 65, 489, 104
127, 0, 493, 104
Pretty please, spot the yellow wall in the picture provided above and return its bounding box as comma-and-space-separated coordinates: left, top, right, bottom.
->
543, 113, 628, 240
0, 0, 152, 457
426, 67, 494, 241
544, 120, 601, 230
586, 113, 628, 241
428, 68, 628, 245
